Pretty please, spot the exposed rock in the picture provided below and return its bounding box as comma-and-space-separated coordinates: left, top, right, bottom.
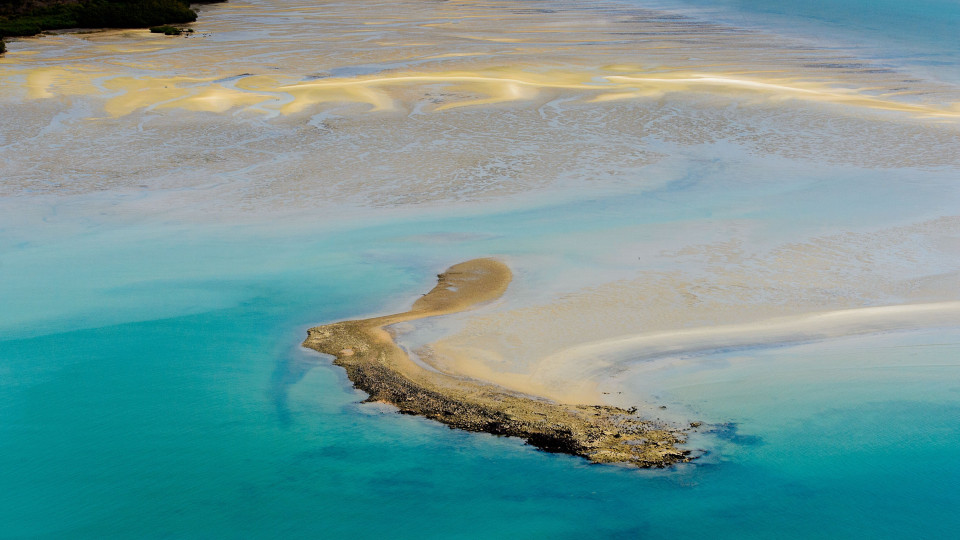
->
303, 258, 694, 468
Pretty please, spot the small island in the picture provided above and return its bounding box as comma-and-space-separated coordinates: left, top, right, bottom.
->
303, 258, 693, 468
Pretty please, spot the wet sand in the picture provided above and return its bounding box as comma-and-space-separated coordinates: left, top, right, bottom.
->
421, 216, 960, 405
303, 258, 692, 468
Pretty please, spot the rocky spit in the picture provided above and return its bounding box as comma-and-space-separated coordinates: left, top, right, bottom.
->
303, 258, 692, 468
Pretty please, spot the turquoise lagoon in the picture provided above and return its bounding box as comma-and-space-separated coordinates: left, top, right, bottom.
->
2, 0, 960, 537
3, 186, 959, 538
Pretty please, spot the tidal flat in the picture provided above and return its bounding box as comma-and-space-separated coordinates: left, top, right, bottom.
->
1, 0, 959, 537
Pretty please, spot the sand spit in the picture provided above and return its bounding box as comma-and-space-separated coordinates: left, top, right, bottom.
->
303, 258, 692, 468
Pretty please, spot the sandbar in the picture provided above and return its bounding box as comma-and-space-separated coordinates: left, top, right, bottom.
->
303, 258, 692, 468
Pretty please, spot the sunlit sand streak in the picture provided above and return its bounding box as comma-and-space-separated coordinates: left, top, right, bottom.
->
260, 71, 960, 117
526, 301, 960, 397
269, 73, 590, 113
604, 75, 960, 117
7, 63, 959, 118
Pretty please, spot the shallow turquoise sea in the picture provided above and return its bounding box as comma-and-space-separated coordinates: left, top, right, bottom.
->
641, 0, 960, 82
2, 0, 960, 537
3, 184, 960, 538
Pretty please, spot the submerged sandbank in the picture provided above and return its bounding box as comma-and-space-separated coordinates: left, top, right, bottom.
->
528, 301, 960, 394
303, 258, 692, 468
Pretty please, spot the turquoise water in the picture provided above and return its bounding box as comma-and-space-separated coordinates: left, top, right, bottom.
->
3, 185, 960, 538
3, 0, 960, 537
638, 0, 960, 82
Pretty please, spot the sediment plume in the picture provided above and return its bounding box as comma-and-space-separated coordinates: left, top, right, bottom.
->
303, 258, 692, 468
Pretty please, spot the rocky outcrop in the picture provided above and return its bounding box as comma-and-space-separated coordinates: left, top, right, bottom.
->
303, 258, 693, 468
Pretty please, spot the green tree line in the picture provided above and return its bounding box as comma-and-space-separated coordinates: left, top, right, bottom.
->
0, 0, 223, 52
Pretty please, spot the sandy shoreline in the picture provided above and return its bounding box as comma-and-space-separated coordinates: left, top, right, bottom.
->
303, 258, 692, 468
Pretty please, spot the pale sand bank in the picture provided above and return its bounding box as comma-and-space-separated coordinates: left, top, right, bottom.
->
526, 301, 960, 398
420, 302, 960, 405
303, 258, 692, 468
410, 217, 960, 404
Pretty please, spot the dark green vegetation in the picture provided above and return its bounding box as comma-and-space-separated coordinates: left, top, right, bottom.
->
150, 23, 190, 34
0, 0, 222, 53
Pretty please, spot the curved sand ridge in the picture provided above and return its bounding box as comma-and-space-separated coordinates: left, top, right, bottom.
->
527, 302, 960, 396
303, 258, 692, 468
